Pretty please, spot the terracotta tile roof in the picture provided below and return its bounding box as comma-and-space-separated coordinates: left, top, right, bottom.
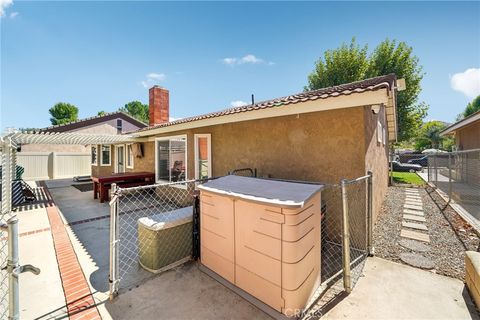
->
134, 74, 396, 134
40, 111, 147, 133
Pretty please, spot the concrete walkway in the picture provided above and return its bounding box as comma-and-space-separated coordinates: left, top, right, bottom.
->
324, 257, 479, 320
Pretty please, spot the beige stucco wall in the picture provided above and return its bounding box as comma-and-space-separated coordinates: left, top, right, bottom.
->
96, 106, 391, 222
364, 105, 390, 223
456, 120, 480, 150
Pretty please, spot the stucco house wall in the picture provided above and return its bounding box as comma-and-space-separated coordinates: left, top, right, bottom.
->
456, 120, 480, 150
96, 105, 390, 223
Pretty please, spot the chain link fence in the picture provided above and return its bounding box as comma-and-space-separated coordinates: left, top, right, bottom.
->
109, 173, 373, 318
303, 173, 371, 319
427, 149, 480, 223
0, 148, 7, 320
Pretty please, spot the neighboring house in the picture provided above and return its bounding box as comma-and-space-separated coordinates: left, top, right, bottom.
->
19, 112, 147, 180
92, 74, 400, 221
441, 110, 480, 150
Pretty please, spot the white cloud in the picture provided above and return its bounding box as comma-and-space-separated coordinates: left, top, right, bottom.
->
222, 58, 237, 66
0, 0, 13, 17
9, 11, 17, 18
222, 54, 273, 66
239, 54, 263, 64
231, 100, 248, 107
450, 68, 480, 98
147, 72, 166, 81
141, 72, 166, 88
169, 117, 182, 122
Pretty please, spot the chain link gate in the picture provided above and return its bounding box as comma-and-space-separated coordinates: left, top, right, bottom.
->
303, 172, 373, 319
109, 179, 204, 296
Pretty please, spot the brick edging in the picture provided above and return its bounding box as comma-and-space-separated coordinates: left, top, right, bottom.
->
40, 181, 101, 320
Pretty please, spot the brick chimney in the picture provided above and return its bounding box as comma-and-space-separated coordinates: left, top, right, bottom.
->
149, 86, 169, 126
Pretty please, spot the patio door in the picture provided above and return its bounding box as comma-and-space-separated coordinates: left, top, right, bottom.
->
116, 145, 125, 173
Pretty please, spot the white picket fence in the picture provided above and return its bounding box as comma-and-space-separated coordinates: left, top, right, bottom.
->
16, 152, 91, 180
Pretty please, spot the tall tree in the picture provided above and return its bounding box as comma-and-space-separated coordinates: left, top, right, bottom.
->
462, 95, 480, 118
305, 38, 428, 142
306, 38, 369, 90
366, 39, 428, 141
119, 101, 149, 124
49, 102, 79, 125
414, 121, 453, 151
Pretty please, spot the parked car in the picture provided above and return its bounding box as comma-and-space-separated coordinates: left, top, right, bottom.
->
408, 156, 428, 167
390, 161, 422, 173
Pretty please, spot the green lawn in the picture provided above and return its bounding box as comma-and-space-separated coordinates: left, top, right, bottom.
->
391, 171, 425, 186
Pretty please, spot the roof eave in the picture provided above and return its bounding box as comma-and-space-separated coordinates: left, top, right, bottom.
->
133, 89, 392, 138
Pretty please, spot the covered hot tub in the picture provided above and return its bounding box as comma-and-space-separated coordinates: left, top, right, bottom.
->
198, 175, 323, 317
138, 206, 193, 273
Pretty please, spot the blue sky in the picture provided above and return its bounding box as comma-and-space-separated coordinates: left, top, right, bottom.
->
1, 1, 479, 130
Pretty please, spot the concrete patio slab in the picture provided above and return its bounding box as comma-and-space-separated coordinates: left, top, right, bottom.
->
104, 262, 270, 319
324, 257, 479, 320
19, 224, 68, 319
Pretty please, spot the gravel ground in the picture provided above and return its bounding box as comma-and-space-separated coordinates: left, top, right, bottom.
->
373, 185, 480, 280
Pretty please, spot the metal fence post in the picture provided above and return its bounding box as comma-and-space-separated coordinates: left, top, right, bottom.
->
109, 183, 119, 299
6, 217, 19, 320
341, 179, 352, 293
448, 153, 452, 202
434, 154, 438, 186
366, 171, 374, 256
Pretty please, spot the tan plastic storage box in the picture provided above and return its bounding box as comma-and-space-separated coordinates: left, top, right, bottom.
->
198, 176, 322, 317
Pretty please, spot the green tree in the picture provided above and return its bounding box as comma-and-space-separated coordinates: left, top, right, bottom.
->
305, 38, 428, 142
97, 111, 107, 116
306, 38, 369, 90
49, 102, 79, 125
462, 95, 480, 119
119, 101, 149, 124
414, 121, 451, 151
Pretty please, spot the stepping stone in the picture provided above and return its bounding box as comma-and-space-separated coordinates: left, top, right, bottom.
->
402, 221, 428, 231
405, 199, 422, 205
400, 252, 434, 269
405, 196, 422, 200
403, 214, 426, 222
401, 229, 430, 242
404, 209, 424, 216
399, 239, 430, 253
404, 204, 423, 211
405, 197, 422, 202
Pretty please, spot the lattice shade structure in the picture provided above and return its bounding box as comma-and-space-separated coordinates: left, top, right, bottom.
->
6, 132, 137, 146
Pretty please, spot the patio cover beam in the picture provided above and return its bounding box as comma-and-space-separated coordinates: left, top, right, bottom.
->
5, 132, 137, 146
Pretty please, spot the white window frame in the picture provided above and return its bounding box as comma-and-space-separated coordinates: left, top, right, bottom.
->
194, 134, 212, 179
114, 144, 126, 173
91, 145, 98, 166
100, 144, 111, 166
126, 143, 134, 169
155, 134, 188, 184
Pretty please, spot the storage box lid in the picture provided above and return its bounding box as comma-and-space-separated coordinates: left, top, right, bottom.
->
138, 206, 193, 231
198, 176, 323, 208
